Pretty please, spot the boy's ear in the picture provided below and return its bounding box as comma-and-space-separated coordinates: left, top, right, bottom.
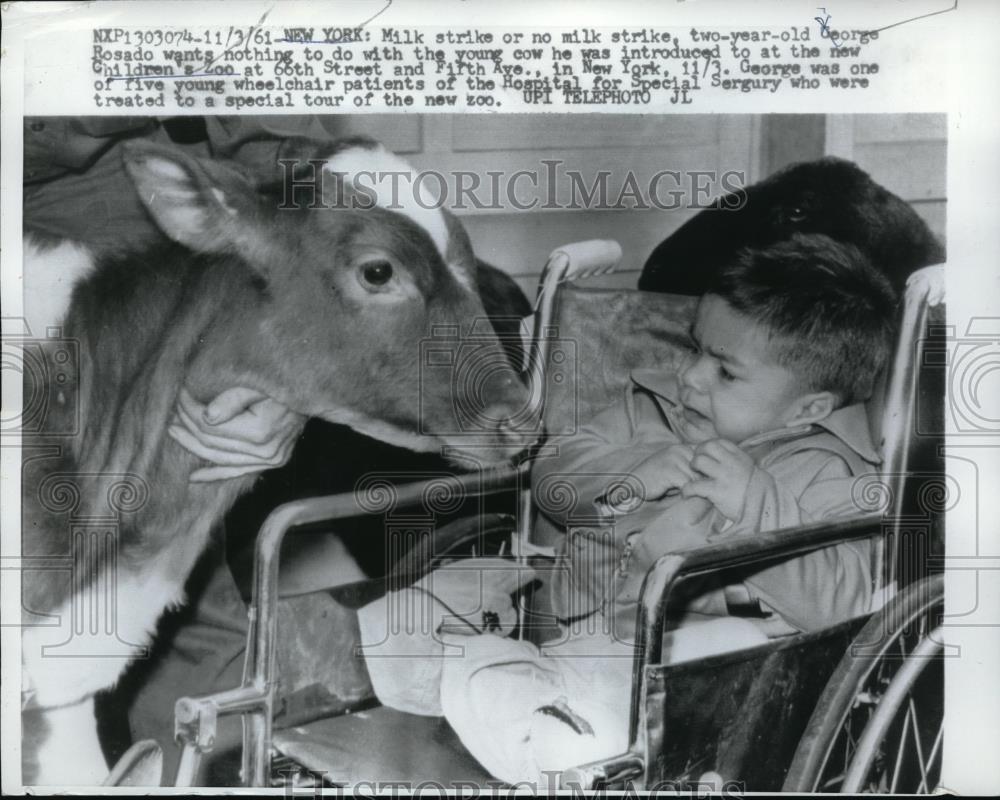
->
784, 391, 837, 427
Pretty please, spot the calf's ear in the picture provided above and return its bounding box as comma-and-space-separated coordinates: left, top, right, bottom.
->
121, 141, 270, 260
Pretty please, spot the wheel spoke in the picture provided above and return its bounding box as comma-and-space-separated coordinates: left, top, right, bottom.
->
819, 773, 844, 791
840, 713, 853, 782
926, 722, 945, 776
890, 704, 911, 793
831, 697, 872, 790
908, 697, 929, 792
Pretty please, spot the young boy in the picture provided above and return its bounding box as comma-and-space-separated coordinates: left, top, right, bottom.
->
533, 232, 898, 642
405, 233, 898, 784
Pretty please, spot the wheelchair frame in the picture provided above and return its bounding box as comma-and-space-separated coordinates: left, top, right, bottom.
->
160, 246, 946, 791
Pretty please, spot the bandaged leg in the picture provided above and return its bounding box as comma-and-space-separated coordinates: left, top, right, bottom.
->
357, 584, 452, 716
357, 558, 534, 716
439, 632, 631, 785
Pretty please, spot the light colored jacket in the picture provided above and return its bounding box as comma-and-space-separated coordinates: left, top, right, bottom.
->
532, 368, 882, 639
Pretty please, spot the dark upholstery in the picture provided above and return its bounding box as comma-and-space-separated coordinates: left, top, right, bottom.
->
642, 617, 866, 790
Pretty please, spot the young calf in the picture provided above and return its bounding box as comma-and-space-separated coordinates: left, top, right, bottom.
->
20, 141, 529, 785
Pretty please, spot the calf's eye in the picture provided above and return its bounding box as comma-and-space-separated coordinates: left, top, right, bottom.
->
359, 259, 394, 289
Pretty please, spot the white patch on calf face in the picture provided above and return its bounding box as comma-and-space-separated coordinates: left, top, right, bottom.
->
324, 147, 473, 291
23, 237, 94, 335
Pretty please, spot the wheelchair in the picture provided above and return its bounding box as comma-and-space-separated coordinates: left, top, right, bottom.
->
108, 242, 947, 793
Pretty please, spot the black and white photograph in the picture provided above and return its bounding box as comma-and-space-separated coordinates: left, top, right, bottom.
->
2, 1, 998, 796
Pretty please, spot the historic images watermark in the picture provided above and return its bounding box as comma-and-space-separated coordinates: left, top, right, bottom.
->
277, 159, 748, 213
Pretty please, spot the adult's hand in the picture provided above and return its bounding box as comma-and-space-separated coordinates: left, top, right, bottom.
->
168, 387, 304, 482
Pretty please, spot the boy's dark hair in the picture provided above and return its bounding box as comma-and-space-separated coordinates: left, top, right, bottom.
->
708, 233, 899, 405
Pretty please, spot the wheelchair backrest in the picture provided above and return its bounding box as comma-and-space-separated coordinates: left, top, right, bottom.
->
540, 286, 698, 434
870, 266, 947, 592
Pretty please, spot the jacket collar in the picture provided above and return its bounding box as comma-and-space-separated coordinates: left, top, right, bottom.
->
630, 368, 881, 465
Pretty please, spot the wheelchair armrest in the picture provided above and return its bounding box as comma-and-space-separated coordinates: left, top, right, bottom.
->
619, 513, 884, 779
259, 463, 525, 534
634, 513, 884, 672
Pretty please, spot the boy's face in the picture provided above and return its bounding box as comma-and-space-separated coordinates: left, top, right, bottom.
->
676, 294, 824, 444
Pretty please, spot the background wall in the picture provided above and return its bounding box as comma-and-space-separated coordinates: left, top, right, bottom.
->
825, 113, 947, 248
319, 113, 947, 298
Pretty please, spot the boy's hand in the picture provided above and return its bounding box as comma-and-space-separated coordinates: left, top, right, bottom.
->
681, 439, 755, 521
627, 444, 697, 503
169, 387, 304, 482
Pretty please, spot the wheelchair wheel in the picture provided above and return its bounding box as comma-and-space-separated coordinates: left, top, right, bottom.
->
783, 573, 944, 793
